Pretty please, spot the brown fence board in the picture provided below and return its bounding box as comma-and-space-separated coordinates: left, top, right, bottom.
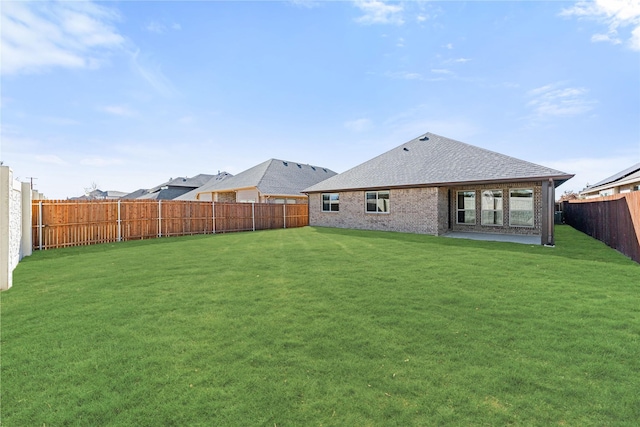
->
32, 200, 308, 250
564, 192, 640, 263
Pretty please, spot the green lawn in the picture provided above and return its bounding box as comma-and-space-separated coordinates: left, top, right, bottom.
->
2, 226, 639, 426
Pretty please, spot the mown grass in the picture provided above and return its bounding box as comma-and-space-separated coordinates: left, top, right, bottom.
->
1, 225, 639, 426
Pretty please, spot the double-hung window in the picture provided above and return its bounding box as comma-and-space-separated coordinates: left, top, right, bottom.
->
322, 193, 339, 212
365, 190, 390, 213
456, 191, 476, 224
481, 190, 503, 226
509, 189, 534, 226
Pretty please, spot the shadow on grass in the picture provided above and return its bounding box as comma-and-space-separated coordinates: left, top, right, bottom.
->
308, 225, 639, 267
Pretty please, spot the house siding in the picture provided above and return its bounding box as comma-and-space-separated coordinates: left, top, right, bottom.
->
309, 187, 448, 235
449, 181, 543, 236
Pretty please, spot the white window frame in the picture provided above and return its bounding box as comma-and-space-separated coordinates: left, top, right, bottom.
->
509, 188, 534, 227
456, 190, 476, 225
365, 190, 390, 214
481, 189, 503, 226
322, 193, 339, 212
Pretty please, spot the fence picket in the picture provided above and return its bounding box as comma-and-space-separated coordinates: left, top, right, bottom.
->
31, 200, 309, 250
564, 192, 640, 263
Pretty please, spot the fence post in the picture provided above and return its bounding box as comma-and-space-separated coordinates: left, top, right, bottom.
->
212, 201, 216, 234
158, 200, 162, 238
252, 203, 256, 232
117, 200, 122, 242
38, 200, 43, 250
283, 204, 286, 229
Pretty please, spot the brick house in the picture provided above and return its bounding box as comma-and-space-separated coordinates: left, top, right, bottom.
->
193, 159, 337, 204
579, 163, 640, 199
304, 133, 573, 245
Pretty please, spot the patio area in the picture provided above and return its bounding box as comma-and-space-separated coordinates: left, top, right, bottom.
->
442, 231, 542, 245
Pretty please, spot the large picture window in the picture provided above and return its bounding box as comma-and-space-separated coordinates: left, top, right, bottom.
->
481, 190, 503, 226
509, 189, 534, 226
322, 193, 339, 212
457, 191, 476, 224
366, 191, 390, 213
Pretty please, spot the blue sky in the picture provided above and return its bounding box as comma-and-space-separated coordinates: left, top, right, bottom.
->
1, 0, 639, 199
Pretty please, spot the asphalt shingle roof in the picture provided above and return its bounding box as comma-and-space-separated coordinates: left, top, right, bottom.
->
196, 159, 337, 197
304, 133, 573, 193
581, 163, 640, 193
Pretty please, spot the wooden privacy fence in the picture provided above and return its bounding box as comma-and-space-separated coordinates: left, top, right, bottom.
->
563, 192, 640, 263
32, 200, 309, 250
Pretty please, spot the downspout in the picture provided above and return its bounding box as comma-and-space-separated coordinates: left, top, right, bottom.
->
546, 178, 555, 246
541, 178, 555, 247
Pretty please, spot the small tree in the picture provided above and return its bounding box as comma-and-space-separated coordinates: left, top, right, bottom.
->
84, 182, 102, 199
557, 190, 580, 202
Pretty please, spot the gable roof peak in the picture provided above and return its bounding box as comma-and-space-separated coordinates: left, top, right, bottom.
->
304, 132, 573, 193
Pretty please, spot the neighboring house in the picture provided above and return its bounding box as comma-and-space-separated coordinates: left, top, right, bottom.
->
174, 172, 233, 201
120, 188, 149, 199
123, 174, 217, 200
579, 163, 640, 199
304, 132, 574, 245
72, 189, 128, 200
193, 159, 337, 204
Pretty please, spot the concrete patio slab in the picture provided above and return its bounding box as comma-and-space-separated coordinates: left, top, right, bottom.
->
442, 231, 541, 245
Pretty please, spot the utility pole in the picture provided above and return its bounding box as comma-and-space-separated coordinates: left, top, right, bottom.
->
25, 177, 37, 190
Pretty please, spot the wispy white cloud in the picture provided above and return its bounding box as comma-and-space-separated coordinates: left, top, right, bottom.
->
561, 0, 640, 50
145, 20, 182, 34
384, 71, 423, 80
431, 68, 452, 75
354, 0, 404, 25
36, 154, 68, 166
42, 116, 80, 126
526, 83, 597, 119
80, 156, 124, 167
0, 1, 125, 75
129, 50, 177, 97
100, 105, 138, 117
146, 21, 165, 34
344, 118, 373, 132
289, 0, 322, 8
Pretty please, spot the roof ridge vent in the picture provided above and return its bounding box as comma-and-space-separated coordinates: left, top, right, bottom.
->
419, 135, 429, 141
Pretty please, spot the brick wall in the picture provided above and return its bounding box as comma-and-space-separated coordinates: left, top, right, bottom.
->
309, 182, 543, 237
309, 187, 447, 235
448, 182, 543, 236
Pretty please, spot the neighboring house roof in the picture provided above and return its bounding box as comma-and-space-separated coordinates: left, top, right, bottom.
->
147, 174, 216, 193
580, 163, 640, 195
137, 188, 194, 200
123, 173, 219, 200
121, 188, 150, 199
304, 132, 573, 193
174, 172, 233, 200
71, 189, 127, 200
196, 159, 337, 197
